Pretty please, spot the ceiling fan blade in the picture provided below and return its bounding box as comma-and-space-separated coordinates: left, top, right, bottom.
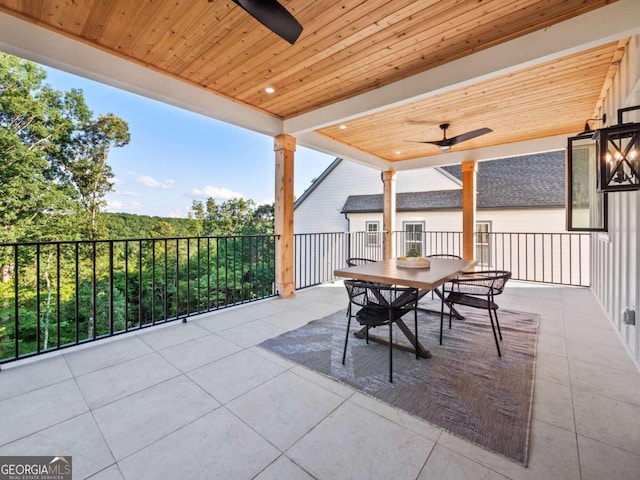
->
232, 0, 303, 44
448, 127, 493, 146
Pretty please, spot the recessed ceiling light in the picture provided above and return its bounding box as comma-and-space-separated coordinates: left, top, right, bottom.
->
339, 125, 347, 130
395, 151, 402, 155
265, 87, 275, 94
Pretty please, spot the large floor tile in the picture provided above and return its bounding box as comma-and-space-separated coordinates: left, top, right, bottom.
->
0, 355, 72, 401
0, 379, 88, 446
536, 332, 567, 357
437, 419, 580, 480
192, 307, 258, 333
157, 332, 242, 372
254, 456, 315, 480
577, 434, 640, 480
535, 350, 570, 386
532, 378, 575, 431
118, 408, 279, 480
418, 444, 509, 480
569, 358, 640, 407
0, 413, 115, 479
349, 392, 442, 442
63, 336, 153, 377
87, 465, 125, 480
93, 375, 219, 460
573, 391, 640, 455
227, 370, 345, 451
561, 309, 611, 329
75, 352, 180, 409
290, 365, 356, 399
217, 319, 287, 348
188, 349, 285, 404
288, 401, 435, 480
136, 320, 211, 351
565, 337, 638, 372
563, 322, 621, 347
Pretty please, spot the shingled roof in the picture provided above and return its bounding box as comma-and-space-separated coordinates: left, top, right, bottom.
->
342, 151, 565, 213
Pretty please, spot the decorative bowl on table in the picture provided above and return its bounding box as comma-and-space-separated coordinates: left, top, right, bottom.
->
396, 256, 430, 268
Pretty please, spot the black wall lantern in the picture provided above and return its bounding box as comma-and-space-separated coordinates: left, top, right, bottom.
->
595, 105, 640, 192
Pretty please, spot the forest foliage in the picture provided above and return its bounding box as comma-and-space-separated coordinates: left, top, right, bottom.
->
0, 54, 276, 362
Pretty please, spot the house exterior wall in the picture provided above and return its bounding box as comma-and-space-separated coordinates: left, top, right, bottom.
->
347, 208, 585, 285
593, 35, 640, 367
294, 160, 459, 234
348, 208, 566, 234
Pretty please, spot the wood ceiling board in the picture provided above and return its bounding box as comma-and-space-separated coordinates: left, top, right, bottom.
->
252, 0, 617, 117
1, 0, 638, 172
315, 43, 617, 161
0, 0, 617, 120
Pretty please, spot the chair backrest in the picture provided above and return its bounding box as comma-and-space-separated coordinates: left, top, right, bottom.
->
449, 270, 511, 297
426, 254, 462, 259
344, 280, 418, 309
346, 257, 376, 267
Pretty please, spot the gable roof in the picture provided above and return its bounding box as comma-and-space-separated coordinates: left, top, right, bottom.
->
294, 158, 342, 209
342, 151, 565, 213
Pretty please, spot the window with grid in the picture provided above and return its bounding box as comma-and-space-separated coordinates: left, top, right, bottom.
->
365, 221, 380, 246
403, 222, 425, 256
475, 221, 491, 268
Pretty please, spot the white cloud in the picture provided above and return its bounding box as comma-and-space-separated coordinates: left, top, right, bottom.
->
105, 199, 143, 213
113, 190, 140, 196
137, 175, 175, 189
190, 185, 244, 200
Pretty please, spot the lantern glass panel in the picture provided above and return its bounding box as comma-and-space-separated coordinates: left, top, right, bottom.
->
596, 124, 640, 192
567, 135, 607, 231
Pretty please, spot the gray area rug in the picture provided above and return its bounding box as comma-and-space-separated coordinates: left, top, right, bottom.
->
259, 302, 539, 465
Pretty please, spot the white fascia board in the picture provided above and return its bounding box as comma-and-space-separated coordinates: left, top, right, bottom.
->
284, 0, 640, 134
390, 135, 569, 171
0, 12, 283, 137
295, 131, 392, 171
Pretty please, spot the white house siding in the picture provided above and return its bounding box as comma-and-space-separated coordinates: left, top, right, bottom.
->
293, 160, 459, 234
349, 209, 567, 234
349, 208, 587, 285
593, 35, 640, 367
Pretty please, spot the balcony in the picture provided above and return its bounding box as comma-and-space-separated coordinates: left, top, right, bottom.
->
0, 234, 639, 479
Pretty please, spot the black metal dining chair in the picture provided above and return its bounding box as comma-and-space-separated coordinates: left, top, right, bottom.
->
343, 280, 420, 382
440, 270, 511, 356
346, 257, 377, 267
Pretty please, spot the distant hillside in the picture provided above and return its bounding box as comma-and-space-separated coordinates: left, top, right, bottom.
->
103, 212, 196, 239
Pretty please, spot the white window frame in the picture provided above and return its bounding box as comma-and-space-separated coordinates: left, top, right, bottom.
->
475, 221, 491, 268
365, 221, 380, 247
403, 221, 425, 256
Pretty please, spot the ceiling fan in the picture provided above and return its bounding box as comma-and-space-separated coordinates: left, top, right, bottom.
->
408, 123, 493, 152
225, 0, 303, 44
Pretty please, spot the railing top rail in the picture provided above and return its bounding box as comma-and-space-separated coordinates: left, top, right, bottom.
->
0, 234, 279, 248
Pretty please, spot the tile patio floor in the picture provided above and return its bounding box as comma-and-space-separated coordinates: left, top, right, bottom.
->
0, 281, 639, 479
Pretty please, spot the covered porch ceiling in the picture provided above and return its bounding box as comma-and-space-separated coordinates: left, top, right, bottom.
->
0, 0, 639, 171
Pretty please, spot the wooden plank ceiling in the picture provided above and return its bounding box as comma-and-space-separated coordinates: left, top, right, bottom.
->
0, 0, 626, 163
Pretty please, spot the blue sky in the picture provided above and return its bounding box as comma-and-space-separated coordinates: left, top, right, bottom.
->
43, 66, 335, 218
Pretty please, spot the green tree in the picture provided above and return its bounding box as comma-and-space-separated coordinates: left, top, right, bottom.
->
0, 53, 88, 242
189, 198, 274, 236
64, 113, 130, 240
0, 52, 130, 243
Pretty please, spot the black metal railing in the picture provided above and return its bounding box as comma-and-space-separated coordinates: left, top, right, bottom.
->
1, 229, 590, 364
0, 235, 276, 365
295, 230, 591, 290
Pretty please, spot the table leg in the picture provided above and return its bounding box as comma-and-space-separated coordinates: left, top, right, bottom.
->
417, 288, 465, 320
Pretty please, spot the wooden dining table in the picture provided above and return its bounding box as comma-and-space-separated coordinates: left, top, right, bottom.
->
334, 257, 476, 358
